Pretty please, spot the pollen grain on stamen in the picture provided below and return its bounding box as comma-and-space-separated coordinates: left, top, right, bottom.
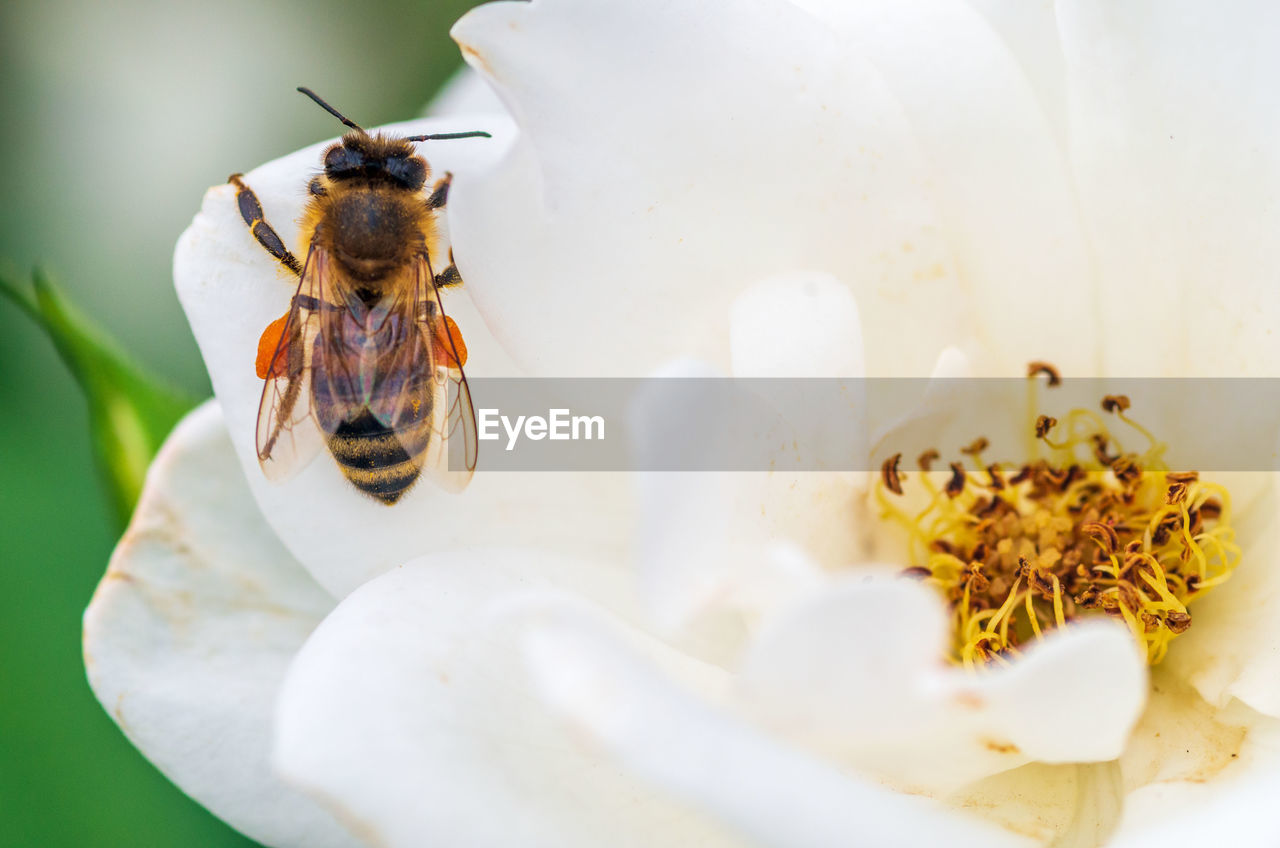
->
878, 365, 1241, 670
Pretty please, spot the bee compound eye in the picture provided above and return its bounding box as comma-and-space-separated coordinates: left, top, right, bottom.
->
385, 156, 426, 189
324, 145, 363, 174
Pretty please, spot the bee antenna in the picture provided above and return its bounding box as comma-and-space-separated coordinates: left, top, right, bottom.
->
297, 86, 364, 133
403, 130, 494, 142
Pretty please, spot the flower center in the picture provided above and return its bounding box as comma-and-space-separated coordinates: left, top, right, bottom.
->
876, 362, 1241, 670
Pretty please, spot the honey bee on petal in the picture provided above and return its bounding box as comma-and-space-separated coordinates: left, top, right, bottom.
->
232, 87, 488, 504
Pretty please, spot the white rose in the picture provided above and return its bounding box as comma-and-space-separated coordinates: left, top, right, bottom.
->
84, 1, 1280, 846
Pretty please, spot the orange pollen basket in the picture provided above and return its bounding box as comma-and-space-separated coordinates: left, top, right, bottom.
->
433, 314, 467, 368
255, 311, 467, 381
255, 312, 291, 380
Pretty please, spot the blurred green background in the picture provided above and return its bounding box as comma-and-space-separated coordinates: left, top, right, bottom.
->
0, 0, 478, 844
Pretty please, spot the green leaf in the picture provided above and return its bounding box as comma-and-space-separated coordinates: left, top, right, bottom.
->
0, 268, 199, 529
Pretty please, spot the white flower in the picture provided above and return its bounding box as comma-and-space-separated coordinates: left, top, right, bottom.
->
84, 1, 1280, 846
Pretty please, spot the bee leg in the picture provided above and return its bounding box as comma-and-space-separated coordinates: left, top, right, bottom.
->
434, 248, 464, 289
427, 174, 464, 288
426, 172, 452, 210
228, 174, 302, 276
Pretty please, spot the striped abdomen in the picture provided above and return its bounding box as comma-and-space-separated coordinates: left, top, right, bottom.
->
326, 406, 433, 504
312, 299, 436, 504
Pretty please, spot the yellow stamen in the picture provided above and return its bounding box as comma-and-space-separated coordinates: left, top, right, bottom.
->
880, 364, 1242, 669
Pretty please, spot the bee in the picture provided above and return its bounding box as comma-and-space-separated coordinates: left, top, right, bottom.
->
230, 87, 489, 504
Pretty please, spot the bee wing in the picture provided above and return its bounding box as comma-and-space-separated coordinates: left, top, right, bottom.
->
255, 245, 328, 482
415, 253, 478, 491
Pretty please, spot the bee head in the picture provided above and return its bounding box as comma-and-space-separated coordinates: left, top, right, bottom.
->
298, 86, 488, 190
324, 135, 427, 190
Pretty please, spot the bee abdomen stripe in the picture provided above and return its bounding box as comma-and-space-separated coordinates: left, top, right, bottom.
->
339, 461, 423, 495
328, 424, 431, 469
327, 409, 432, 472
329, 414, 430, 505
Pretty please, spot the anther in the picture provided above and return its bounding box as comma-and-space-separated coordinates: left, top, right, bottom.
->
1111, 455, 1141, 484
881, 454, 904, 495
1027, 361, 1062, 386
1091, 433, 1116, 465
1082, 521, 1120, 555
1101, 394, 1131, 414
874, 372, 1239, 668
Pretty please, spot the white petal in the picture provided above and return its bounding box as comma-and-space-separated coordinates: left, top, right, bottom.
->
174, 116, 632, 597
1058, 0, 1280, 375
1109, 675, 1280, 847
947, 762, 1124, 848
83, 402, 357, 848
630, 361, 779, 642
730, 272, 864, 380
794, 0, 1098, 376
738, 576, 1148, 793
450, 0, 972, 378
925, 345, 974, 381
629, 353, 849, 649
521, 597, 1035, 848
867, 344, 973, 463
962, 0, 1070, 146
727, 274, 869, 568
1165, 473, 1280, 719
272, 554, 738, 848
424, 66, 505, 117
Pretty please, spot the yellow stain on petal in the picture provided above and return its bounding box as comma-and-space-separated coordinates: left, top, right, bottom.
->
1120, 669, 1249, 789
